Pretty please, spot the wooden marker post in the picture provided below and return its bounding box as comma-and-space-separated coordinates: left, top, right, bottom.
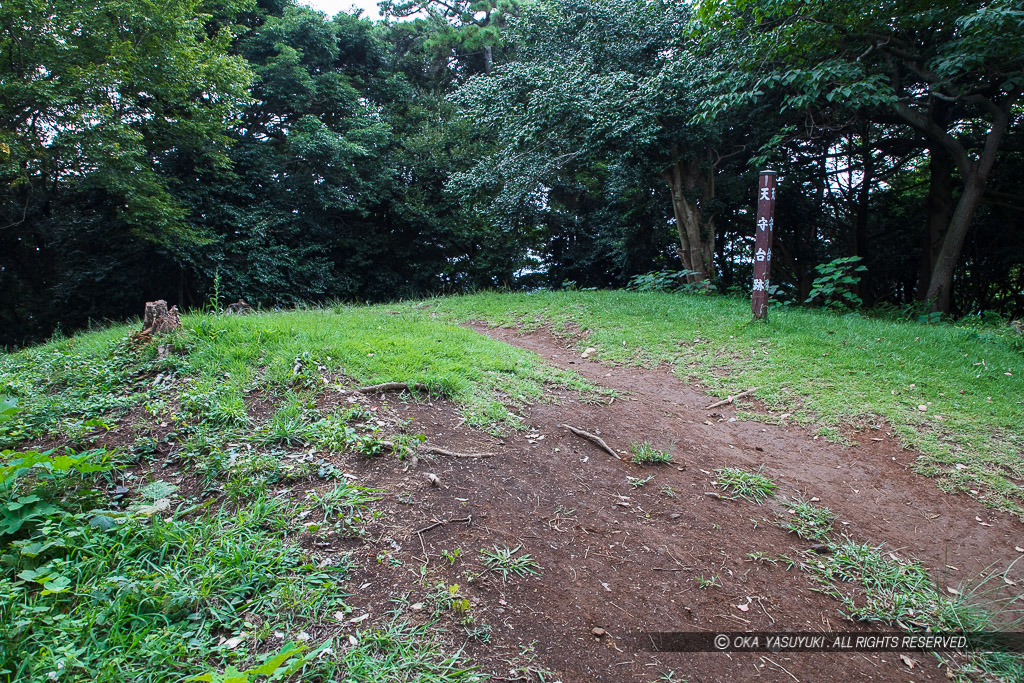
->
751, 171, 777, 320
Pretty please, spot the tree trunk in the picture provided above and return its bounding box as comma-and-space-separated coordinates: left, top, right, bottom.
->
924, 177, 986, 313
896, 96, 1015, 313
483, 46, 493, 74
853, 129, 873, 305
916, 148, 953, 300
663, 152, 715, 282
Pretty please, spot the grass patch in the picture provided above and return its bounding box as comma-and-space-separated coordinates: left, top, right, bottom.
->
309, 481, 383, 536
1, 494, 351, 682
630, 441, 673, 465
714, 466, 777, 503
0, 305, 599, 446
777, 496, 836, 542
804, 538, 1024, 681
421, 290, 1024, 514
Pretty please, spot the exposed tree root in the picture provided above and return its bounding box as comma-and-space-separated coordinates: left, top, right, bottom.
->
704, 387, 757, 410
358, 382, 434, 394
382, 440, 491, 459
561, 423, 621, 460
414, 515, 473, 536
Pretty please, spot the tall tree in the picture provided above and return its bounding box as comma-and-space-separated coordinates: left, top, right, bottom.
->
453, 0, 757, 282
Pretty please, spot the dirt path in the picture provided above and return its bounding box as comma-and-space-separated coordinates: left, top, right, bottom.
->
326, 325, 1022, 682
476, 325, 1023, 581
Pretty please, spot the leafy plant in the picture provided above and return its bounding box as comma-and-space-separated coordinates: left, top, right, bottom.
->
309, 482, 382, 535
627, 270, 708, 294
628, 475, 655, 488
695, 574, 721, 589
479, 544, 540, 581
0, 396, 20, 423
804, 256, 867, 311
188, 640, 330, 683
1, 448, 112, 537
1, 498, 350, 681
430, 583, 472, 624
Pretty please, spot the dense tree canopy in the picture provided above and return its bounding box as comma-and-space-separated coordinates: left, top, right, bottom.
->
1, 0, 1021, 344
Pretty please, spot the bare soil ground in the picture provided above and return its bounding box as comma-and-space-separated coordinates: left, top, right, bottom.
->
93, 324, 1024, 682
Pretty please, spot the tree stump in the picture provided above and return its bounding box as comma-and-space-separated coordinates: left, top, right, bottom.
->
141, 300, 182, 335
225, 299, 254, 315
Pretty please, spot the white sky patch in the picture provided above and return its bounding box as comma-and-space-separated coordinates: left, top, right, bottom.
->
297, 0, 384, 19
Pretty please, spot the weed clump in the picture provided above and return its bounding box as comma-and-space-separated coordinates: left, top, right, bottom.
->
714, 466, 777, 503
630, 441, 672, 465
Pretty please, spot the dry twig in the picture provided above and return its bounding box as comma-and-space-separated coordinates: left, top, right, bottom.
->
421, 444, 492, 459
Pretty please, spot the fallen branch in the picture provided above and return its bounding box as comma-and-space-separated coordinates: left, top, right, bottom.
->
562, 424, 621, 460
704, 387, 757, 410
358, 382, 433, 394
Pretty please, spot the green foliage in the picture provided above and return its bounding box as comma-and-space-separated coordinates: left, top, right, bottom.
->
451, 0, 748, 286
329, 618, 481, 681
310, 482, 383, 535
697, 0, 1024, 314
628, 475, 655, 488
804, 256, 868, 311
695, 574, 721, 589
0, 396, 19, 422
0, 0, 253, 241
806, 536, 1024, 680
627, 270, 705, 294
1, 448, 112, 532
429, 582, 473, 624
1, 499, 351, 682
188, 641, 331, 683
